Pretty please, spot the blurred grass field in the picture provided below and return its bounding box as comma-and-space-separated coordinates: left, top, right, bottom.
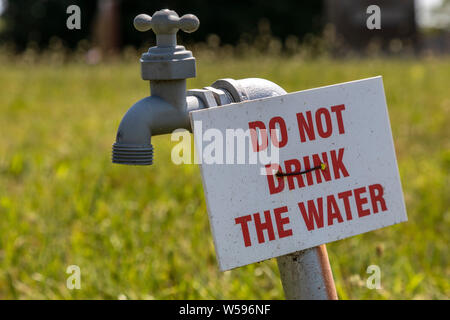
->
0, 53, 449, 299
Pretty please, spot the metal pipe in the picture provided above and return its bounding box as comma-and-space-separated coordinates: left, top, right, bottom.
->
277, 245, 338, 300
112, 77, 285, 166
150, 79, 187, 110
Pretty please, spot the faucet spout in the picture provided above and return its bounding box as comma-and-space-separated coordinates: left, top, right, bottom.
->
112, 95, 204, 165
112, 96, 165, 165
112, 96, 172, 165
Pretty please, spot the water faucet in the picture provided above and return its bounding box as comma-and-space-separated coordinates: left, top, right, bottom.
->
112, 9, 286, 165
111, 8, 338, 301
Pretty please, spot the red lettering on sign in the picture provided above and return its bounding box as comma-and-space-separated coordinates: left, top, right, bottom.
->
284, 159, 305, 190
274, 206, 293, 238
327, 194, 344, 226
267, 149, 349, 195
369, 183, 387, 213
298, 198, 324, 231
331, 104, 346, 134
312, 152, 331, 184
235, 215, 253, 247
265, 164, 284, 194
254, 211, 276, 243
296, 184, 388, 231
316, 108, 333, 138
249, 121, 268, 152
235, 185, 387, 247
330, 148, 349, 179
354, 187, 371, 217
235, 206, 294, 247
302, 155, 315, 186
249, 117, 288, 152
296, 104, 346, 143
296, 111, 315, 142
338, 190, 353, 220
269, 116, 288, 148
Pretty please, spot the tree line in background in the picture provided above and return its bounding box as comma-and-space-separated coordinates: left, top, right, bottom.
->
0, 0, 323, 51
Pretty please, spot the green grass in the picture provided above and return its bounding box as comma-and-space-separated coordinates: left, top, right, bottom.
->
0, 54, 449, 299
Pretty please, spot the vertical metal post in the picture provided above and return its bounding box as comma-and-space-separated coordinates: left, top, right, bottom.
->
276, 244, 338, 300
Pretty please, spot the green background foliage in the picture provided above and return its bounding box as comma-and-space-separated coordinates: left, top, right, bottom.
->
0, 54, 448, 299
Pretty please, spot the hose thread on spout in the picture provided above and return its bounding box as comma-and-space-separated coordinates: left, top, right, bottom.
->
112, 143, 154, 165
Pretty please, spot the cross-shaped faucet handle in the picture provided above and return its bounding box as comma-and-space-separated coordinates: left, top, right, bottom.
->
134, 9, 199, 47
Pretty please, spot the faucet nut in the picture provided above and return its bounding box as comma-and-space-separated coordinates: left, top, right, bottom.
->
187, 89, 218, 108
141, 58, 196, 80
203, 86, 232, 106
